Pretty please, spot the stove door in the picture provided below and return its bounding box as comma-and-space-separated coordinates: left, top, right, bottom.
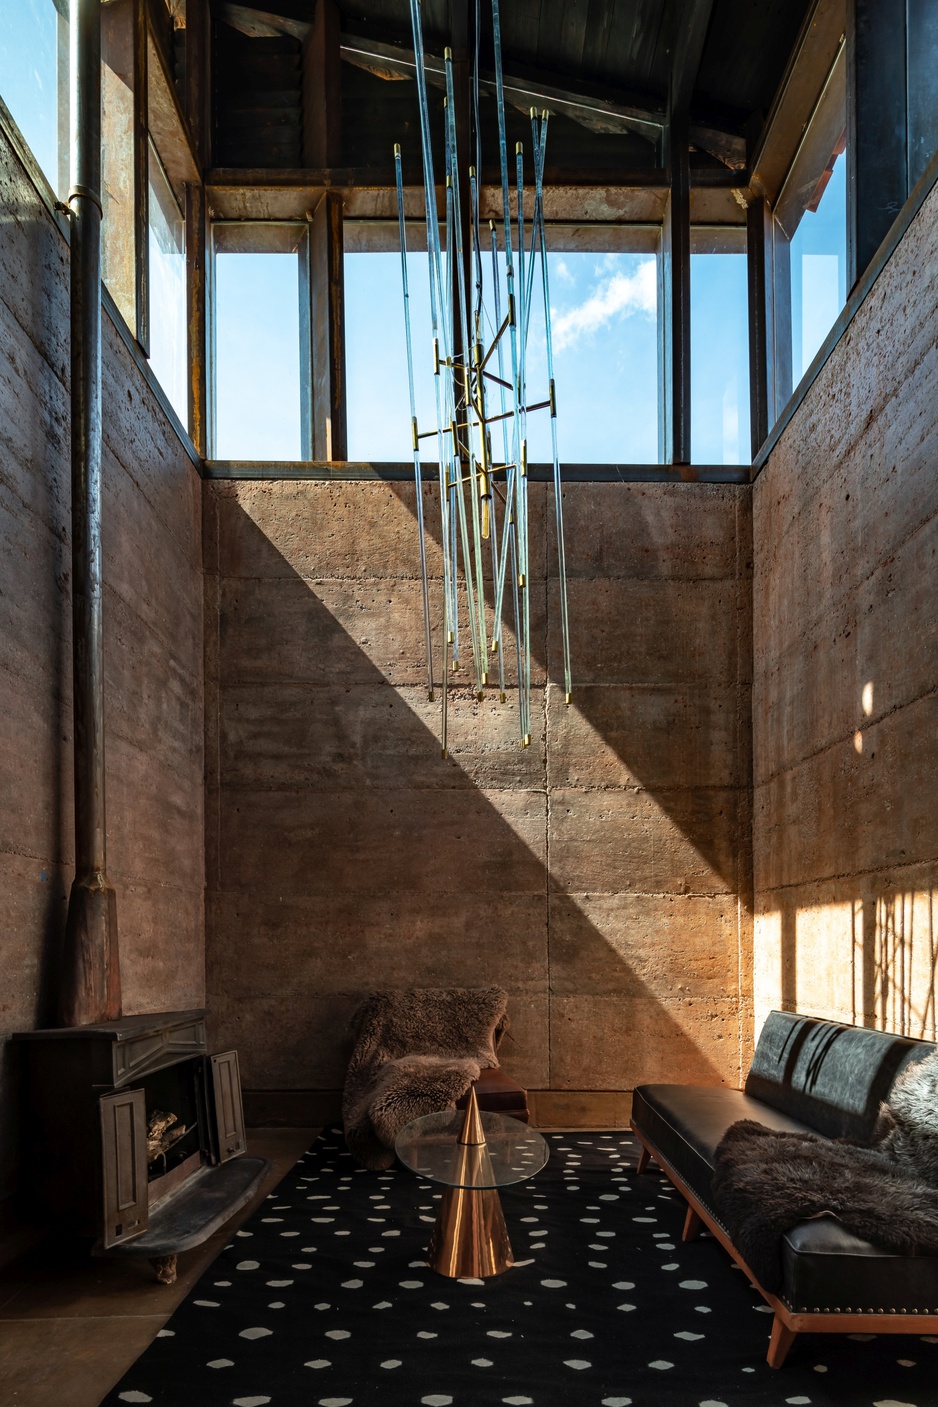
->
100, 1088, 149, 1247
206, 1050, 247, 1163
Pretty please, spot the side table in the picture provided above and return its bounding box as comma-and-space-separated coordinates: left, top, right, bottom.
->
395, 1084, 549, 1278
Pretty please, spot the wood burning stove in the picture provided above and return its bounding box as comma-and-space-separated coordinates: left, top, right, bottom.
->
13, 1009, 268, 1281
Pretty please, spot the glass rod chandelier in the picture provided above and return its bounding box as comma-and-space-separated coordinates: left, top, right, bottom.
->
396, 0, 572, 757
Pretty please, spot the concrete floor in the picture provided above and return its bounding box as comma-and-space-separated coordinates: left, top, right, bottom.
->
0, 1128, 316, 1407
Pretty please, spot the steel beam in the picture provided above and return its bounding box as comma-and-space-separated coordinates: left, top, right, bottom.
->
663, 115, 691, 466
203, 169, 747, 224
338, 24, 744, 164
668, 0, 716, 120
906, 0, 938, 188
847, 0, 907, 287
133, 0, 148, 353
302, 0, 342, 166
184, 0, 212, 168
186, 181, 209, 457
663, 0, 713, 466
302, 191, 347, 460
746, 195, 771, 455
749, 0, 846, 207
100, 0, 137, 328
203, 459, 751, 484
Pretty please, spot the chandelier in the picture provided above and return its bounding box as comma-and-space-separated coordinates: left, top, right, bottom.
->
395, 0, 572, 756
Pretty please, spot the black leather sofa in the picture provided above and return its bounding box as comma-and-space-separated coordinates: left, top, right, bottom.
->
631, 1010, 938, 1366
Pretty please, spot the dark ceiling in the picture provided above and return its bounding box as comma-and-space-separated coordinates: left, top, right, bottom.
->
334, 0, 808, 130
209, 0, 816, 174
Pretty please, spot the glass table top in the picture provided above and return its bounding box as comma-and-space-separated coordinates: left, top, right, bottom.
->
395, 1110, 549, 1189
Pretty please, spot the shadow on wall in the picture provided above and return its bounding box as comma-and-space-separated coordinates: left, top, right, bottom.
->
0, 184, 74, 1193
760, 883, 938, 1041
398, 478, 753, 900
0, 188, 74, 1035
205, 479, 752, 1098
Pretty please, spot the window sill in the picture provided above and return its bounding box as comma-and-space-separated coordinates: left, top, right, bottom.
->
203, 461, 750, 484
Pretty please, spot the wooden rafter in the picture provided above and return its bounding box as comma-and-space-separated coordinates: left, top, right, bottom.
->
213, 1, 747, 167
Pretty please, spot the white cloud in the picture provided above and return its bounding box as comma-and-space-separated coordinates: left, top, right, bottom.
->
553, 257, 574, 285
552, 260, 657, 351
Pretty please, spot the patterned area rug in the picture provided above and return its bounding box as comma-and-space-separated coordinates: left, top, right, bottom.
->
103, 1128, 938, 1407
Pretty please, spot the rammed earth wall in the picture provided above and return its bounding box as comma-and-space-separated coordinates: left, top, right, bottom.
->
752, 179, 938, 1041
0, 122, 205, 1201
203, 476, 753, 1120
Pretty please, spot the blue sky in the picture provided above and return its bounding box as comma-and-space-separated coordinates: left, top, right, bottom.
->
0, 0, 60, 192
691, 251, 750, 464
790, 153, 848, 381
345, 248, 662, 465
346, 244, 752, 466
214, 252, 302, 460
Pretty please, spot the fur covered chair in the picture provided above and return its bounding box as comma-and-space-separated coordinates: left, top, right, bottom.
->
342, 986, 527, 1170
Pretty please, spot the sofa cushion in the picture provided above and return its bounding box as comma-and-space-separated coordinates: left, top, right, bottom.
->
780, 1218, 938, 1315
631, 1084, 815, 1225
745, 1010, 935, 1142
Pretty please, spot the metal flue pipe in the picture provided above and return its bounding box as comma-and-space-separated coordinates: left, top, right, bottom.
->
60, 0, 121, 1025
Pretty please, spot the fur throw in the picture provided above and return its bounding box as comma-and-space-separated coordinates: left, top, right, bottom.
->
712, 1051, 938, 1293
342, 987, 509, 1170
875, 1047, 938, 1182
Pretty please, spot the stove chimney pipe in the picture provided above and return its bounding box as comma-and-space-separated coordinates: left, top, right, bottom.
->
59, 0, 121, 1026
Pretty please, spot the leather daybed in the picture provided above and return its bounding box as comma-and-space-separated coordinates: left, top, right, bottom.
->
631, 1010, 938, 1367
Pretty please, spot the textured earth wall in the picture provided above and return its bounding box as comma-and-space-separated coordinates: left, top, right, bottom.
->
0, 126, 205, 1199
204, 476, 753, 1119
753, 180, 938, 1041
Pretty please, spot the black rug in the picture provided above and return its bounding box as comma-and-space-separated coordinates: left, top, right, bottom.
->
103, 1129, 938, 1407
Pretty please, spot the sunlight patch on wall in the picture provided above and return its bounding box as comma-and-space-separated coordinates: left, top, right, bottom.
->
755, 890, 938, 1041
753, 908, 782, 1036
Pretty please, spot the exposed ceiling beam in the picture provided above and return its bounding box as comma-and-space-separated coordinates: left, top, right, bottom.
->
205, 164, 744, 199
215, 0, 312, 41
496, 66, 663, 141
748, 0, 847, 202
212, 4, 746, 169
668, 0, 716, 119
340, 29, 745, 165
691, 122, 747, 171
340, 31, 663, 142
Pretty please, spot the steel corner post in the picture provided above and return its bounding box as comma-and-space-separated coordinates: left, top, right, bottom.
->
61, 0, 121, 1027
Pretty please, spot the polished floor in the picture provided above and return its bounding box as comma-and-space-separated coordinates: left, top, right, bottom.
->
0, 1128, 316, 1407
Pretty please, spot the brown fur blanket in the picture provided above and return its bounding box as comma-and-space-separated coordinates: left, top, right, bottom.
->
712, 1051, 938, 1292
342, 987, 509, 1170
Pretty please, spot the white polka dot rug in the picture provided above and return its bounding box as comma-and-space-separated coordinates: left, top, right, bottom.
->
102, 1129, 938, 1406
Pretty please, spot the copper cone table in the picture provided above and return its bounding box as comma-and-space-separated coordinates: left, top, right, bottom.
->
395, 1085, 549, 1278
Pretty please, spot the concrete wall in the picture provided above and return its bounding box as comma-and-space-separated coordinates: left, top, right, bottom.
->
752, 180, 938, 1041
204, 476, 753, 1119
0, 128, 205, 1198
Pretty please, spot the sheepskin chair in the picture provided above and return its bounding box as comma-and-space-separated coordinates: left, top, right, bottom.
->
342, 986, 510, 1170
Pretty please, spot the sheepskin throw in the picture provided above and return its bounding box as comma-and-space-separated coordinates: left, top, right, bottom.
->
876, 1046, 938, 1183
342, 987, 509, 1171
712, 1051, 938, 1292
